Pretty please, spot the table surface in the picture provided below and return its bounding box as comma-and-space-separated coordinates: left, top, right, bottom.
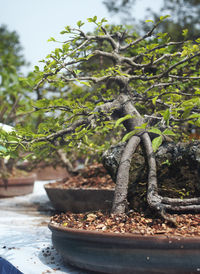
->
0, 180, 93, 274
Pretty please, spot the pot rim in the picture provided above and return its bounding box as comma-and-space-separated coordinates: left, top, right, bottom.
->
48, 221, 200, 242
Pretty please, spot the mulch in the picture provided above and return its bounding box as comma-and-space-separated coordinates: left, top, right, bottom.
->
49, 163, 115, 190
51, 211, 200, 237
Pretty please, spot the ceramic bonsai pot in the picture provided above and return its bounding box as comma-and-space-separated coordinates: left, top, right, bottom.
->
44, 183, 114, 212
49, 222, 200, 274
0, 173, 36, 198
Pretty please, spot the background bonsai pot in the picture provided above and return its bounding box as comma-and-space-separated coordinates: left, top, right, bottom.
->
44, 183, 114, 213
0, 173, 36, 198
44, 163, 115, 213
33, 165, 69, 181
49, 222, 200, 274
18, 161, 69, 181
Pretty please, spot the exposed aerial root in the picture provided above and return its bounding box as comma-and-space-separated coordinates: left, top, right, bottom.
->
142, 132, 200, 222
111, 135, 141, 214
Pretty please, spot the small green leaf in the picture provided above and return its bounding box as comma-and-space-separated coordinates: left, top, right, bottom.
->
74, 69, 81, 75
152, 136, 163, 152
162, 129, 175, 136
64, 26, 71, 33
145, 19, 154, 23
196, 118, 200, 127
60, 30, 67, 35
188, 113, 200, 119
152, 96, 158, 106
135, 122, 148, 130
149, 128, 162, 135
115, 114, 133, 128
163, 108, 170, 123
47, 37, 56, 42
182, 29, 188, 37
160, 15, 170, 21
34, 66, 39, 71
122, 130, 138, 142
87, 16, 97, 23
77, 20, 84, 28
101, 18, 108, 23
81, 81, 91, 87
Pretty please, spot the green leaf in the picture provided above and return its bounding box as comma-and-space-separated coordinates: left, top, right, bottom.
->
135, 122, 148, 130
34, 66, 39, 71
64, 26, 71, 33
74, 69, 81, 75
77, 20, 84, 28
196, 118, 200, 127
87, 16, 97, 23
81, 81, 91, 87
115, 114, 133, 128
152, 96, 158, 106
60, 30, 67, 35
163, 108, 170, 123
101, 18, 108, 23
149, 128, 162, 135
145, 19, 154, 23
188, 113, 200, 119
182, 29, 188, 37
162, 129, 176, 136
47, 37, 56, 42
122, 130, 138, 142
160, 15, 170, 21
152, 136, 163, 152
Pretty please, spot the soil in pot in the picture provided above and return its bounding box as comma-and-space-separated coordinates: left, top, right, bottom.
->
0, 168, 36, 198
44, 163, 115, 212
51, 211, 200, 237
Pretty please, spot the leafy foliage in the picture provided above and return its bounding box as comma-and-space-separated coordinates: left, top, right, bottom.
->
2, 17, 199, 161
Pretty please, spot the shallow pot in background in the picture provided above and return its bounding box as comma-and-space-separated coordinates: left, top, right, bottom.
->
0, 173, 36, 198
44, 183, 114, 213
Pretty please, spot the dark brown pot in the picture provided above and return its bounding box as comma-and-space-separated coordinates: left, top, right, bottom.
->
0, 174, 36, 198
49, 222, 200, 274
44, 183, 114, 213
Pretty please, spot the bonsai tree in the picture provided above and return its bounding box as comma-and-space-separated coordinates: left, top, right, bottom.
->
6, 17, 200, 218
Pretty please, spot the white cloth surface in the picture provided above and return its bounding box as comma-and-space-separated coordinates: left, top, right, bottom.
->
0, 181, 90, 274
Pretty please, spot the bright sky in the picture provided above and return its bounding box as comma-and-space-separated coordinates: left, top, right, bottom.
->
1, 0, 162, 74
